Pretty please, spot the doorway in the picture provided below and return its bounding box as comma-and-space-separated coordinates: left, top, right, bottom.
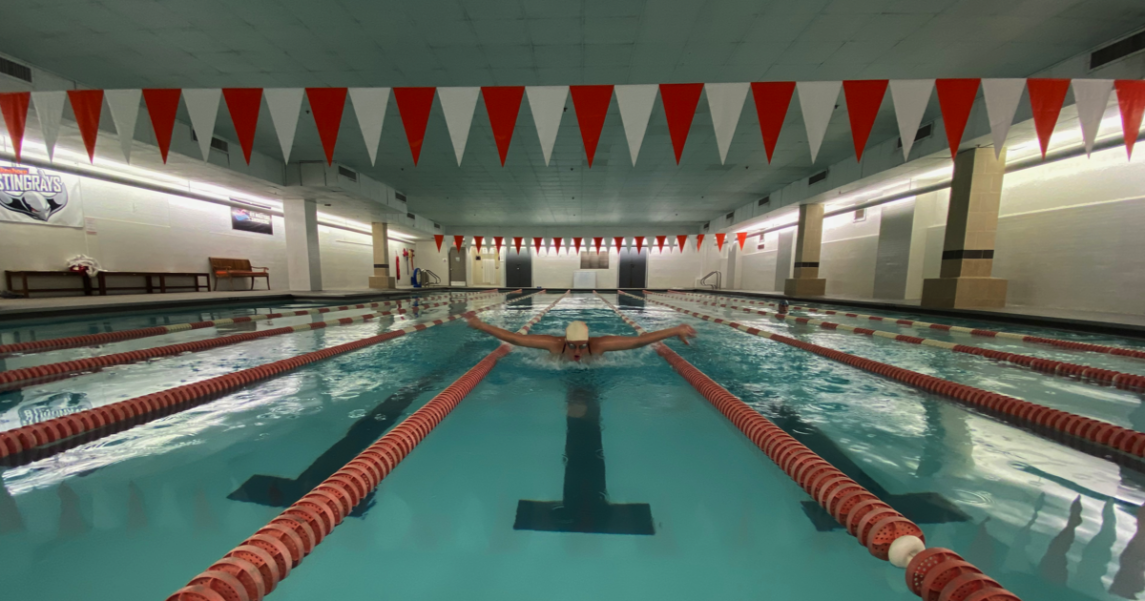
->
448, 247, 467, 285
617, 248, 647, 288
506, 251, 532, 288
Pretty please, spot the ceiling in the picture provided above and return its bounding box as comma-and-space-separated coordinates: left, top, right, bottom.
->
1, 0, 1143, 228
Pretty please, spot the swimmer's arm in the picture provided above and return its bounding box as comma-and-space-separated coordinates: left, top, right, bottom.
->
465, 316, 562, 351
591, 324, 697, 353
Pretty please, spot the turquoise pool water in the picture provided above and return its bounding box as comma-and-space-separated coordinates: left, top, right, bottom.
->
0, 291, 1142, 601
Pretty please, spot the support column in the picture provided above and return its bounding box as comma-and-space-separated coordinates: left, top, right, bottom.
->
283, 198, 322, 291
921, 147, 1008, 308
783, 203, 826, 296
368, 222, 395, 289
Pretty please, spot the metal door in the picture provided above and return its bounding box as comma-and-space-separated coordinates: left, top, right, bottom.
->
506, 250, 532, 288
448, 247, 467, 285
618, 248, 647, 288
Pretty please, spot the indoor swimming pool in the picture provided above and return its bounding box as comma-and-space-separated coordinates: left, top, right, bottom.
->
1, 290, 1143, 601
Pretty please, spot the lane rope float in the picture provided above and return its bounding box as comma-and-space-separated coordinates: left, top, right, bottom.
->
165, 291, 570, 601
623, 291, 1145, 460
666, 290, 1145, 362
649, 292, 1145, 394
0, 290, 546, 465
0, 296, 492, 391
594, 292, 1020, 601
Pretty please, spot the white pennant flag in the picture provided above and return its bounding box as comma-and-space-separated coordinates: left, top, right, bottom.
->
438, 87, 480, 166
182, 89, 221, 161
889, 79, 934, 161
31, 91, 67, 161
265, 88, 304, 163
705, 82, 749, 164
105, 89, 141, 162
1072, 79, 1113, 156
796, 81, 842, 163
615, 84, 658, 165
525, 85, 568, 166
349, 87, 390, 166
982, 79, 1025, 158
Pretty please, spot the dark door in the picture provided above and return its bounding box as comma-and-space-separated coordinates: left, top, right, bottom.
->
506, 250, 532, 288
448, 248, 467, 285
618, 248, 647, 288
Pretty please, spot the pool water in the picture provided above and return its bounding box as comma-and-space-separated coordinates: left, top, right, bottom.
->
0, 291, 1142, 601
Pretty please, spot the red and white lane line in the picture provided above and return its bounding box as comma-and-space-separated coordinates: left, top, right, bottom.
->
164, 292, 569, 601
594, 292, 1019, 601
625, 291, 1145, 460
0, 296, 501, 391
666, 290, 1145, 362
0, 290, 547, 464
649, 292, 1145, 393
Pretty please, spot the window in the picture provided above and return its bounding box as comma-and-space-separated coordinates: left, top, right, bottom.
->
580, 251, 609, 269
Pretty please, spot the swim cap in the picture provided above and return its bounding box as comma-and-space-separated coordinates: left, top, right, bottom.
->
565, 321, 589, 342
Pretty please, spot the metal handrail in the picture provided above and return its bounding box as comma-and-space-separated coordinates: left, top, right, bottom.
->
421, 269, 442, 286
700, 271, 721, 290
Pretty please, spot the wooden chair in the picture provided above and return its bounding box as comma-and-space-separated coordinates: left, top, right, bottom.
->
209, 257, 270, 291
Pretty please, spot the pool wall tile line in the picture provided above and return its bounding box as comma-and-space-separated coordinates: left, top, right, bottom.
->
164, 292, 569, 601
0, 290, 539, 466
594, 292, 1020, 601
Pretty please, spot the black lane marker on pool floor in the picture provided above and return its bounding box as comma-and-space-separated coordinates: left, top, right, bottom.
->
514, 375, 655, 535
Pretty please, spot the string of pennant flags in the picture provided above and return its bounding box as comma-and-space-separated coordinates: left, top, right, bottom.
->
433, 233, 751, 255
2, 78, 1144, 168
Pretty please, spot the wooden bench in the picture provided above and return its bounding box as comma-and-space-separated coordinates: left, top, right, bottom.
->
97, 271, 210, 295
209, 258, 270, 291
5, 270, 93, 297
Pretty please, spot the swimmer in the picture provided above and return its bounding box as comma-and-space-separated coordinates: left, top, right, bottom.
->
465, 316, 696, 362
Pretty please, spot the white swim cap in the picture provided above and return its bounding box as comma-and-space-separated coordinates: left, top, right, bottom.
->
565, 321, 589, 342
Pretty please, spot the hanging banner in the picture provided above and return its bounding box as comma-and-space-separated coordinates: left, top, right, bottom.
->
593, 237, 604, 253
655, 235, 666, 253
106, 89, 142, 163
142, 88, 181, 164
614, 236, 624, 252
706, 82, 749, 164
0, 92, 31, 162
482, 86, 525, 166
474, 235, 484, 251
696, 233, 705, 250
231, 206, 272, 235
349, 87, 390, 166
615, 84, 657, 165
660, 83, 704, 164
1027, 78, 1070, 158
439, 86, 479, 166
68, 90, 104, 162
1072, 79, 1113, 156
1116, 79, 1145, 158
434, 234, 444, 251
526, 85, 568, 166
453, 235, 464, 253
982, 78, 1024, 159
494, 236, 503, 256
570, 85, 613, 167
677, 234, 688, 252
572, 237, 582, 254
736, 232, 747, 250
552, 237, 562, 254
266, 88, 304, 163
635, 236, 644, 253
750, 81, 796, 164
533, 237, 543, 254
513, 236, 523, 253
842, 79, 887, 162
935, 78, 980, 159
31, 91, 66, 161
394, 87, 436, 165
0, 162, 84, 227
889, 79, 934, 161
715, 233, 726, 251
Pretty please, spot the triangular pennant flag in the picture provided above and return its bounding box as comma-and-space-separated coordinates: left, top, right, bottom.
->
105, 89, 141, 162
981, 79, 1024, 159
705, 82, 749, 164
655, 235, 667, 253
0, 92, 30, 162
223, 88, 262, 164
553, 237, 562, 254
573, 237, 582, 254
349, 87, 390, 166
715, 233, 726, 251
434, 234, 444, 252
438, 87, 479, 166
265, 88, 303, 163
474, 236, 484, 250
494, 237, 504, 255
635, 236, 644, 253
1027, 78, 1070, 158
889, 79, 933, 161
936, 79, 981, 159
842, 80, 888, 162
736, 232, 747, 250
660, 83, 704, 164
306, 88, 348, 165
1115, 80, 1145, 158
142, 89, 181, 163
31, 91, 66, 161
570, 85, 613, 167
750, 81, 796, 163
525, 86, 567, 166
182, 88, 221, 161
796, 81, 842, 163
454, 235, 465, 253
482, 86, 525, 166
593, 237, 603, 253
615, 84, 657, 165
394, 87, 437, 165
677, 235, 688, 252
696, 234, 705, 250
1072, 79, 1113, 156
514, 237, 523, 253
614, 237, 624, 252
533, 237, 543, 254
68, 90, 104, 162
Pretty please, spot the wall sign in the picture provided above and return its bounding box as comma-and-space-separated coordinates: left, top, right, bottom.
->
0, 162, 84, 227
231, 206, 273, 235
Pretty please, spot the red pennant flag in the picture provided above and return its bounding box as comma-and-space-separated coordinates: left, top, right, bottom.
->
482, 86, 525, 166
494, 236, 503, 255
533, 237, 543, 254
736, 232, 747, 250
593, 237, 604, 253
473, 236, 484, 251
0, 92, 30, 162
635, 236, 645, 253
67, 90, 104, 162
677, 235, 688, 252
573, 237, 583, 254
514, 237, 523, 253
222, 88, 263, 164
750, 82, 796, 163
453, 235, 464, 253
306, 88, 348, 166
434, 234, 444, 252
393, 87, 436, 165
715, 233, 726, 251
655, 235, 667, 253
553, 237, 563, 254
1115, 80, 1145, 158
842, 80, 888, 162
935, 79, 980, 159
143, 89, 182, 163
696, 234, 705, 250
1026, 78, 1070, 159
569, 85, 613, 167
660, 83, 704, 164
614, 237, 624, 252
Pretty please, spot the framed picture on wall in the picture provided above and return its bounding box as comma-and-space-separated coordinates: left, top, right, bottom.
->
579, 251, 609, 269
231, 207, 273, 235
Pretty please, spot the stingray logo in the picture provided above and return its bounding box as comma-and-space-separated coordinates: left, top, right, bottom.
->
0, 165, 69, 222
